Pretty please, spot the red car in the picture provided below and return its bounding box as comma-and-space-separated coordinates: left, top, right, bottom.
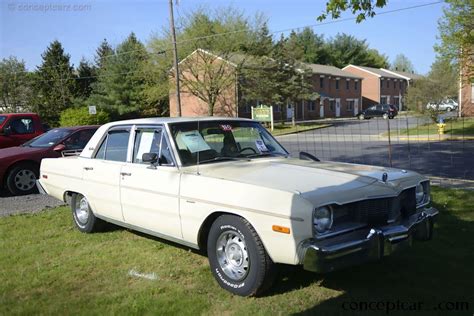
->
0, 113, 48, 149
0, 126, 98, 195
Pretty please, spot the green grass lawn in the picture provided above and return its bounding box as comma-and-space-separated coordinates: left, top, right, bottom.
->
1, 187, 473, 315
268, 122, 331, 136
393, 118, 474, 136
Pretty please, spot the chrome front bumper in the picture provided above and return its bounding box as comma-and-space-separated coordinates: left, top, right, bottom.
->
302, 207, 439, 273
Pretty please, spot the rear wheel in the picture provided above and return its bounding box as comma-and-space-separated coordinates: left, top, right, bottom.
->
446, 107, 452, 112
71, 193, 105, 233
358, 114, 365, 120
6, 163, 38, 195
207, 215, 276, 296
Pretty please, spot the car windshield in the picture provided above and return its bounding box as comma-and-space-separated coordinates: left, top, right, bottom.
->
22, 128, 72, 148
169, 120, 288, 166
0, 115, 6, 126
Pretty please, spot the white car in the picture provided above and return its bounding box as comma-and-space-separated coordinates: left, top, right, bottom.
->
426, 98, 458, 112
38, 117, 438, 296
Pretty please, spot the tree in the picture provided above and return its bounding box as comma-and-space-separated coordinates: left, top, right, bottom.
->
325, 33, 389, 68
34, 40, 76, 125
405, 58, 458, 116
0, 57, 34, 113
436, 0, 473, 80
391, 54, 415, 73
94, 39, 114, 70
284, 28, 330, 64
88, 33, 148, 117
147, 7, 273, 116
75, 58, 96, 99
318, 0, 388, 22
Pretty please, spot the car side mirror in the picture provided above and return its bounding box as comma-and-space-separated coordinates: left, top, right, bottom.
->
53, 144, 66, 152
142, 152, 158, 164
0, 126, 11, 136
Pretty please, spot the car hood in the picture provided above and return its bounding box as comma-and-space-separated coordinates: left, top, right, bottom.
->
0, 146, 47, 160
185, 158, 421, 204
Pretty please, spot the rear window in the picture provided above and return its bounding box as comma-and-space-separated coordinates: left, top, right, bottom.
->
0, 116, 6, 126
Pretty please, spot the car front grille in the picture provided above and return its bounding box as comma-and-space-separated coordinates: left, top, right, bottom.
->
337, 187, 417, 225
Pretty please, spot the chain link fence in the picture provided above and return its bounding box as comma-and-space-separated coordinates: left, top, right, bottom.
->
276, 111, 474, 190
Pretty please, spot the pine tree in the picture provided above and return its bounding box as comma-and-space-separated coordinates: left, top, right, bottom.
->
88, 33, 148, 117
34, 40, 76, 125
94, 39, 114, 70
0, 57, 34, 113
75, 58, 96, 99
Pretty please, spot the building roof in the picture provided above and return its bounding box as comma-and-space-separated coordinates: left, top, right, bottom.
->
380, 68, 424, 80
304, 63, 363, 79
343, 65, 402, 79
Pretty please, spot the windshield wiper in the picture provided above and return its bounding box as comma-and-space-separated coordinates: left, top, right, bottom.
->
198, 156, 250, 165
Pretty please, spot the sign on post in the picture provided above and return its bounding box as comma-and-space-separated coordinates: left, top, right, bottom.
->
251, 105, 274, 131
88, 106, 97, 115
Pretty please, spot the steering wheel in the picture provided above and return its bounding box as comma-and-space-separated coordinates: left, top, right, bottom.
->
239, 147, 257, 154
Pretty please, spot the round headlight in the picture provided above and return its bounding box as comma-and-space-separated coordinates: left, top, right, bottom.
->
314, 206, 333, 233
416, 183, 425, 204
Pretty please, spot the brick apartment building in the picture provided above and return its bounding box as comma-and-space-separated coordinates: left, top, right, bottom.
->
170, 49, 363, 120
343, 65, 417, 110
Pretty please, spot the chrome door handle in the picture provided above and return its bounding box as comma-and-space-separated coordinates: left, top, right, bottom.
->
84, 167, 93, 171
120, 172, 132, 176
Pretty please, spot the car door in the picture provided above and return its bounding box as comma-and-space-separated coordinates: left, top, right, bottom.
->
375, 105, 384, 117
2, 116, 36, 147
81, 126, 132, 222
119, 125, 182, 239
366, 105, 377, 118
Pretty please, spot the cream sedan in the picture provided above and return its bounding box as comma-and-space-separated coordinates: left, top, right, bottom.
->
38, 117, 438, 296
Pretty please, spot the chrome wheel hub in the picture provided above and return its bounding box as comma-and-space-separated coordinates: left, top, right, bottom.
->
75, 196, 90, 225
14, 169, 36, 191
216, 231, 250, 281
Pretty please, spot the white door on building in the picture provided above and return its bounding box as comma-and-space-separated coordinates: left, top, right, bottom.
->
286, 103, 293, 120
387, 96, 391, 104
354, 99, 359, 116
335, 98, 341, 117
319, 100, 324, 118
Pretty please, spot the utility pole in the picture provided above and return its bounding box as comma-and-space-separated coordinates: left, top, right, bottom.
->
169, 0, 182, 116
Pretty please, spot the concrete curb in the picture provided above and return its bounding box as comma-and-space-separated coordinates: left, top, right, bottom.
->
380, 134, 474, 142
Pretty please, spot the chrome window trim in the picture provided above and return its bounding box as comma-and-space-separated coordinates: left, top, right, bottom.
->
131, 124, 178, 168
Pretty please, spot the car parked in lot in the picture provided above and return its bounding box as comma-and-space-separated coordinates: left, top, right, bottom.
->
0, 113, 49, 149
357, 104, 398, 120
0, 126, 97, 195
426, 98, 458, 112
38, 118, 438, 296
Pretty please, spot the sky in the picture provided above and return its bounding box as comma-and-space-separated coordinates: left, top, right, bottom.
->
0, 0, 445, 74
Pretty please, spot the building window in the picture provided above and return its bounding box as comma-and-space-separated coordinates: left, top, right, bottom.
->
335, 79, 339, 90
386, 80, 390, 88
243, 105, 250, 113
380, 96, 387, 104
275, 105, 281, 112
309, 101, 316, 111
354, 81, 358, 90
346, 80, 350, 90
320, 77, 324, 88
329, 100, 335, 112
346, 100, 354, 111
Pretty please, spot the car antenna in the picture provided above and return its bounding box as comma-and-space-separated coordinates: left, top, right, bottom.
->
196, 118, 200, 175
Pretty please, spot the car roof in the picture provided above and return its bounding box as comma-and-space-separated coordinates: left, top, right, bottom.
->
102, 116, 254, 127
52, 125, 100, 131
0, 113, 39, 117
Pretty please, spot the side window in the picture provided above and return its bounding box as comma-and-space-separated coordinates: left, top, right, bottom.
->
9, 118, 34, 135
63, 129, 96, 150
133, 128, 173, 165
95, 130, 130, 162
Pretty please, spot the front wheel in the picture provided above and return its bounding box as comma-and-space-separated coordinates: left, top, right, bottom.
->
382, 113, 389, 120
207, 215, 276, 296
446, 107, 452, 112
71, 193, 105, 233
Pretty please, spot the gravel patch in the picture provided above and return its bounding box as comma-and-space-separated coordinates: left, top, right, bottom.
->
0, 193, 66, 217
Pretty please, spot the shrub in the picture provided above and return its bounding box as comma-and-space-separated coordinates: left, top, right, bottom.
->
59, 107, 110, 127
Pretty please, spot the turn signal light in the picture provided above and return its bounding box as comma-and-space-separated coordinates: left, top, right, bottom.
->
272, 225, 290, 234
